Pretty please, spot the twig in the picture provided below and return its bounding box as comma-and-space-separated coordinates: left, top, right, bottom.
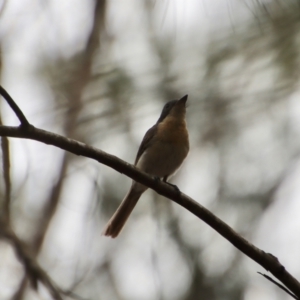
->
1, 135, 10, 222
0, 116, 11, 223
0, 222, 63, 300
0, 86, 30, 126
258, 272, 299, 299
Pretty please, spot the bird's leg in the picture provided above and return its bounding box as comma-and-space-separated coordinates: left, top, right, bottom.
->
163, 176, 180, 193
154, 176, 161, 182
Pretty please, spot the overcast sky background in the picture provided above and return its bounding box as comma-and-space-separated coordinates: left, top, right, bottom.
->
0, 1, 299, 300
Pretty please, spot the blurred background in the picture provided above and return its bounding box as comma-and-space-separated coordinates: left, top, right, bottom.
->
0, 0, 300, 299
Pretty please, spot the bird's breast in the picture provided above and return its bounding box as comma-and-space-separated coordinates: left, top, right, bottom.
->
157, 116, 189, 146
136, 116, 189, 177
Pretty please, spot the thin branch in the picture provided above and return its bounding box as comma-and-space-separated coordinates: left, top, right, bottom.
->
0, 86, 30, 126
32, 156, 69, 252
1, 135, 10, 222
11, 278, 27, 300
0, 222, 63, 300
258, 272, 299, 300
0, 116, 11, 223
0, 124, 300, 297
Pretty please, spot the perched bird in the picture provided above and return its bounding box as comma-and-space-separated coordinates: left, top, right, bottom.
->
103, 95, 189, 238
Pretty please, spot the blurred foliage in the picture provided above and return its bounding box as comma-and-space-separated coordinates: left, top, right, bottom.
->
0, 0, 300, 299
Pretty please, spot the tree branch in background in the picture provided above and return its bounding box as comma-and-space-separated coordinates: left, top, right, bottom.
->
0, 87, 300, 299
1, 220, 86, 300
0, 221, 63, 300
6, 1, 107, 298
0, 117, 11, 224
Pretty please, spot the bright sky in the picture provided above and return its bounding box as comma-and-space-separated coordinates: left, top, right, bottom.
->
0, 0, 299, 299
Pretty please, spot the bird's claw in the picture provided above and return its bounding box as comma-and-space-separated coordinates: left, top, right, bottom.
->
166, 182, 180, 193
153, 177, 180, 193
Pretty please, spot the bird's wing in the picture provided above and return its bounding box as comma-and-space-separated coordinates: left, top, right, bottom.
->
134, 124, 157, 165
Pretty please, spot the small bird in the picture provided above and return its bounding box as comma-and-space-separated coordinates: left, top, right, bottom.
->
103, 95, 189, 238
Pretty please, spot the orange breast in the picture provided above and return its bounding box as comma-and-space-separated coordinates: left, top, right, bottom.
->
157, 116, 189, 145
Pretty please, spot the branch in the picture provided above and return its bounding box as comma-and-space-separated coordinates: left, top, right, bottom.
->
0, 124, 300, 297
0, 222, 63, 300
0, 116, 11, 223
0, 86, 30, 126
0, 87, 299, 298
258, 272, 299, 300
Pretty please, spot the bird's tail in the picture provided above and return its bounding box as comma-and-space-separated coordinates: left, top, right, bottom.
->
102, 186, 144, 238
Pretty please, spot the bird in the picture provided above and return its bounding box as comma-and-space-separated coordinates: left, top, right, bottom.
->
103, 95, 189, 238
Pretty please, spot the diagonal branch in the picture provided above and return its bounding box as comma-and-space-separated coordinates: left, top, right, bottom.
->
0, 86, 30, 127
0, 123, 300, 298
258, 272, 299, 300
0, 87, 299, 299
0, 221, 63, 300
